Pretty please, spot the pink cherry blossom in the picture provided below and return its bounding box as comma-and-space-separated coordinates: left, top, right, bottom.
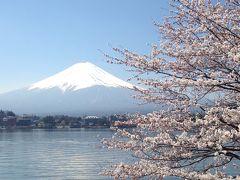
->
102, 0, 240, 179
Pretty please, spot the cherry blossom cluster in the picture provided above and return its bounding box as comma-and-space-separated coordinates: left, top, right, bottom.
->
103, 0, 240, 179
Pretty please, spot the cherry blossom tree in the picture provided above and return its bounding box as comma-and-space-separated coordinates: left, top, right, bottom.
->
102, 0, 240, 179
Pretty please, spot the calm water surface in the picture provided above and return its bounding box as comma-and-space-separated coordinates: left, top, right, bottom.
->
0, 129, 238, 180
0, 129, 128, 180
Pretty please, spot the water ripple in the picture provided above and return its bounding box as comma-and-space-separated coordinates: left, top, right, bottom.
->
0, 129, 129, 180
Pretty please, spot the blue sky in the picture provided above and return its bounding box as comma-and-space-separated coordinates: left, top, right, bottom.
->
0, 0, 169, 93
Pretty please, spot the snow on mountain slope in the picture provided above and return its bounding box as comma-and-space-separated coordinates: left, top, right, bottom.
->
29, 62, 134, 92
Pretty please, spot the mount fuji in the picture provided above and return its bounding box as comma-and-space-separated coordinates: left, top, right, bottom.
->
0, 62, 152, 115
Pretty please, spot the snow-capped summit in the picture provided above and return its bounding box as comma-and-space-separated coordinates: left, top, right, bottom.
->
29, 62, 134, 92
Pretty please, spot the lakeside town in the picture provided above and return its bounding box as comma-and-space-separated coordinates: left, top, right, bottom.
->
0, 110, 132, 130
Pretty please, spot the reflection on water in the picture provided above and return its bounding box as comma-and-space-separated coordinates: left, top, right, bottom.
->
0, 129, 128, 180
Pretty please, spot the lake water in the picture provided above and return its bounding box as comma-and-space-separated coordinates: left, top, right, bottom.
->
0, 129, 238, 180
0, 129, 127, 180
